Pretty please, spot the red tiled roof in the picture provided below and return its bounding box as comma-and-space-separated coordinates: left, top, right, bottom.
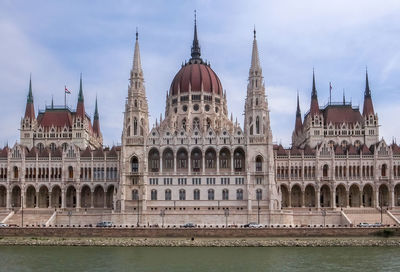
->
334, 145, 345, 155
276, 145, 287, 156
170, 63, 223, 96
361, 144, 372, 155
51, 147, 63, 157
391, 143, 400, 155
0, 147, 8, 157
323, 105, 362, 125
348, 144, 358, 155
303, 145, 315, 155
26, 147, 38, 158
37, 109, 72, 129
80, 147, 92, 158
93, 148, 104, 157
25, 102, 35, 120
363, 97, 374, 116
290, 147, 302, 156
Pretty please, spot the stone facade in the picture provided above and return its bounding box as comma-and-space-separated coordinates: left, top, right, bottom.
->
0, 20, 399, 226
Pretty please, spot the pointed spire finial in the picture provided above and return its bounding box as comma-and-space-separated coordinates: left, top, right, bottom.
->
312, 68, 317, 98
78, 73, 84, 102
365, 66, 371, 97
94, 95, 99, 120
253, 25, 256, 39
51, 95, 54, 109
296, 91, 301, 117
27, 73, 33, 103
136, 27, 138, 41
190, 10, 201, 61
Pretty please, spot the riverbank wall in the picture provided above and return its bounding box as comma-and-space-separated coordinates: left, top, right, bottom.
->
0, 227, 400, 238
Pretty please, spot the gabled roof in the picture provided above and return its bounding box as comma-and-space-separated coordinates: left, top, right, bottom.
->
0, 147, 8, 157
107, 146, 118, 157
303, 145, 315, 155
26, 147, 38, 158
51, 147, 63, 157
37, 108, 73, 129
348, 144, 358, 155
276, 145, 287, 156
38, 148, 49, 158
391, 143, 400, 155
322, 104, 363, 125
290, 146, 302, 156
361, 144, 372, 155
93, 148, 104, 158
334, 145, 345, 155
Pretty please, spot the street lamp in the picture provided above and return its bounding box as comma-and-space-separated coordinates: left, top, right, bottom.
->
224, 209, 229, 227
160, 209, 165, 227
257, 199, 260, 225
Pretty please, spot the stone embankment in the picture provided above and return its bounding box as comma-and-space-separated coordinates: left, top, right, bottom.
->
0, 237, 400, 247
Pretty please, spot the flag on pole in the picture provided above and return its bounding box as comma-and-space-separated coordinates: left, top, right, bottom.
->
329, 82, 332, 104
65, 86, 71, 94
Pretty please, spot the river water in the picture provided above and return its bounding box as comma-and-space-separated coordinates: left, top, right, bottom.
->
0, 246, 399, 272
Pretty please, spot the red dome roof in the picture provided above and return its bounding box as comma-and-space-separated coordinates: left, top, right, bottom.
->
170, 62, 223, 96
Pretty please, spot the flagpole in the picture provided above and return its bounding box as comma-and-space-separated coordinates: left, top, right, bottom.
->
64, 85, 66, 108
329, 82, 332, 105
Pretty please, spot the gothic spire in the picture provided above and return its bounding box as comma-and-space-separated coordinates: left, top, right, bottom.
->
93, 96, 101, 136
311, 68, 317, 99
76, 74, 85, 118
250, 26, 261, 73
78, 73, 84, 102
132, 28, 143, 75
24, 75, 35, 120
294, 91, 303, 135
363, 68, 375, 116
296, 91, 301, 117
365, 68, 371, 98
190, 10, 201, 61
309, 69, 320, 116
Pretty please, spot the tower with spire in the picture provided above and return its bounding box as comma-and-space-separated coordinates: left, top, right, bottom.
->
121, 29, 149, 213
20, 76, 37, 147
244, 29, 280, 211
363, 69, 379, 146
292, 92, 304, 146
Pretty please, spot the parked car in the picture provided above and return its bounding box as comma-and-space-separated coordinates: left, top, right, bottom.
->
96, 221, 113, 227
244, 222, 263, 228
0, 223, 8, 227
357, 222, 370, 227
371, 222, 383, 227
182, 223, 196, 228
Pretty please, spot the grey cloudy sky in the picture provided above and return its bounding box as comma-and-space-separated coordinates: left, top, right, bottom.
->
0, 0, 399, 147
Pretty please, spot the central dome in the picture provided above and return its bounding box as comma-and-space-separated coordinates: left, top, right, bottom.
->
169, 62, 223, 96
169, 15, 223, 97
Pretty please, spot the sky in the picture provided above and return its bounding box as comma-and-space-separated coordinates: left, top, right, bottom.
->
0, 0, 400, 147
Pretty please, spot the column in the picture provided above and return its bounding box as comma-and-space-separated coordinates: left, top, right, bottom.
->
104, 192, 107, 209
160, 155, 163, 173
35, 191, 39, 208
6, 189, 11, 210
301, 190, 305, 208
216, 152, 220, 174
288, 190, 292, 208
331, 189, 336, 208
345, 190, 349, 208
90, 191, 94, 208
202, 154, 205, 174
48, 191, 52, 209
360, 190, 363, 208
316, 189, 321, 209
76, 189, 81, 210
188, 156, 191, 176
390, 189, 395, 209
375, 188, 379, 208
61, 189, 66, 209
173, 153, 177, 173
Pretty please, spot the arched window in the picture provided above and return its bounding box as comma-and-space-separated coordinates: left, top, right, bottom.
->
256, 189, 262, 200
13, 166, 19, 179
179, 189, 186, 200
191, 148, 202, 172
234, 148, 245, 172
134, 99, 138, 107
163, 149, 174, 170
219, 148, 231, 170
208, 189, 214, 200
236, 189, 243, 200
177, 148, 188, 169
131, 156, 139, 172
222, 189, 229, 200
61, 143, 68, 151
165, 189, 171, 201
256, 156, 263, 172
132, 189, 139, 200
256, 116, 260, 134
49, 143, 56, 151
205, 148, 216, 169
193, 189, 200, 200
381, 164, 387, 177
206, 118, 211, 129
37, 143, 44, 152
323, 164, 329, 178
151, 189, 157, 200
127, 126, 131, 137
133, 118, 138, 135
148, 149, 160, 172
68, 166, 73, 179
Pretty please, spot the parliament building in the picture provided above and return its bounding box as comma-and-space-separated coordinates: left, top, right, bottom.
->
1, 19, 399, 227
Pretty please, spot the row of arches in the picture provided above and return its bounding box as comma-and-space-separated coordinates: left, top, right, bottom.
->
135, 147, 249, 173
1, 185, 115, 209
281, 183, 400, 208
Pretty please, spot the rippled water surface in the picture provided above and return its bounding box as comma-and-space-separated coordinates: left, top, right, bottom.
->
0, 246, 400, 272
